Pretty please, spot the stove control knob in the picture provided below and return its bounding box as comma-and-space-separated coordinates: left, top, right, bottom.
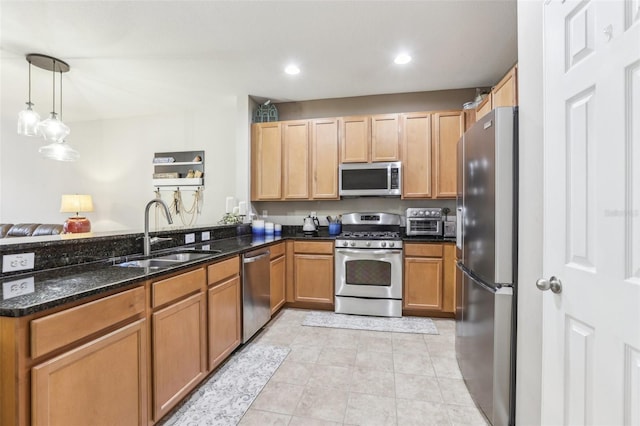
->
365, 241, 371, 247
350, 241, 356, 247
342, 241, 349, 247
389, 241, 395, 248
419, 210, 425, 216
380, 241, 387, 248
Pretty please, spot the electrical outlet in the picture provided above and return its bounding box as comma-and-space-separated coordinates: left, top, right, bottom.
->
262, 210, 268, 217
201, 244, 211, 251
2, 277, 35, 299
202, 231, 210, 241
310, 211, 317, 217
185, 233, 196, 244
2, 253, 35, 273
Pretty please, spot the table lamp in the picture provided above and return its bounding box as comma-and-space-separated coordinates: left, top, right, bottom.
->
60, 194, 94, 233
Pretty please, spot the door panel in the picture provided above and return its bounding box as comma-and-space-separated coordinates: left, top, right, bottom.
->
542, 1, 640, 424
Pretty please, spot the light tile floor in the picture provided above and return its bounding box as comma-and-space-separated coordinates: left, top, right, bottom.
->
238, 309, 488, 426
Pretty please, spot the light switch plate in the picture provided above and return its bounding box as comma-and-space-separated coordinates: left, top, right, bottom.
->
2, 253, 35, 273
185, 233, 196, 244
201, 231, 210, 241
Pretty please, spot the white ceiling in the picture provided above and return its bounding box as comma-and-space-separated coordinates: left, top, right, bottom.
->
0, 1, 517, 122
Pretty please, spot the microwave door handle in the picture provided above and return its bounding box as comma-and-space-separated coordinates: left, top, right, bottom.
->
387, 164, 392, 194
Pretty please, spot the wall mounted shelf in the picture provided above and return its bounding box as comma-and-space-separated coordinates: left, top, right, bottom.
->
153, 150, 204, 188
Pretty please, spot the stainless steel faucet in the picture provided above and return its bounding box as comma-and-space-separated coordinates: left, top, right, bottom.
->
144, 198, 173, 256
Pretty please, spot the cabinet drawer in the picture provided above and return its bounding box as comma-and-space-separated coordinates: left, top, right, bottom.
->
404, 243, 443, 258
152, 268, 205, 308
207, 256, 239, 285
31, 286, 145, 359
270, 242, 286, 259
294, 241, 334, 255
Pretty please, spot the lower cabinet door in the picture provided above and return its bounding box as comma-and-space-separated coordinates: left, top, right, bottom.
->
31, 319, 148, 426
294, 254, 334, 304
152, 292, 207, 420
270, 255, 286, 314
208, 276, 241, 371
403, 257, 444, 311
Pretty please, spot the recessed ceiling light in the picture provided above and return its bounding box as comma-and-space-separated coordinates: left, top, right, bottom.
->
394, 54, 412, 65
285, 64, 300, 75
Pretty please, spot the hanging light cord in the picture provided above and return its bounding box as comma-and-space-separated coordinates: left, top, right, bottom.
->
27, 61, 32, 106
51, 60, 56, 114
59, 70, 63, 120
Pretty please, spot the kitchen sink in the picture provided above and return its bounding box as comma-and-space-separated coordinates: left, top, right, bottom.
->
115, 251, 218, 269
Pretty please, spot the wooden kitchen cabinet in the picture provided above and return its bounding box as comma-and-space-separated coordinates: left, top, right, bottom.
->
371, 113, 400, 162
270, 242, 287, 314
432, 110, 464, 199
251, 122, 282, 200
475, 64, 518, 120
403, 242, 456, 317
207, 256, 241, 371
339, 114, 399, 163
293, 241, 334, 307
492, 64, 518, 109
31, 319, 148, 426
283, 120, 310, 199
310, 118, 340, 199
401, 112, 432, 198
340, 115, 370, 163
150, 268, 207, 421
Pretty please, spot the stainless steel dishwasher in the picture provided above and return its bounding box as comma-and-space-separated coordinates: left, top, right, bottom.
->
242, 247, 271, 343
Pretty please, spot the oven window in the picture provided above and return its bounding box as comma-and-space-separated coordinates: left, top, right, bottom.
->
345, 260, 391, 286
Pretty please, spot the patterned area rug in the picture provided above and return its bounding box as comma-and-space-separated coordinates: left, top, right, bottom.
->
302, 310, 439, 334
162, 344, 290, 426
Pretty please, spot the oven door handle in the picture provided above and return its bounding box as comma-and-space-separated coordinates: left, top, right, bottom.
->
336, 248, 402, 255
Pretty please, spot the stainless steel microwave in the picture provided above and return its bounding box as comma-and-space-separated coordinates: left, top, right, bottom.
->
339, 162, 401, 197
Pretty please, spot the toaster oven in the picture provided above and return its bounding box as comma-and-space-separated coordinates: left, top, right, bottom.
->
405, 208, 443, 236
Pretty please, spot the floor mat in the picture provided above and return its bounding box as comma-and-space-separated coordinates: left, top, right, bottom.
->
161, 343, 290, 426
302, 310, 439, 334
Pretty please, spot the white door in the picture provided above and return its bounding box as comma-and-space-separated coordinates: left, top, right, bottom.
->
542, 1, 640, 424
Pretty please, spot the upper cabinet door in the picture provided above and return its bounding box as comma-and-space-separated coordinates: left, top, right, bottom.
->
282, 120, 310, 199
340, 116, 370, 163
433, 111, 463, 199
371, 114, 400, 162
401, 112, 432, 198
251, 122, 282, 200
492, 64, 518, 109
310, 118, 339, 200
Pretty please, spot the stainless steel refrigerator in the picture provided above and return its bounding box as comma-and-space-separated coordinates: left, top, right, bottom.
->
456, 107, 517, 426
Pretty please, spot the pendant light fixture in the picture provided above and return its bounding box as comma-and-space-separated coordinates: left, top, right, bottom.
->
17, 59, 40, 136
39, 69, 79, 161
36, 56, 70, 143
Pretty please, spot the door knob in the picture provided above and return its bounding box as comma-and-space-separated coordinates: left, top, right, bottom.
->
536, 276, 562, 294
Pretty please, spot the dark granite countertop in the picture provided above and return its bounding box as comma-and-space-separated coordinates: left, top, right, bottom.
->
0, 230, 452, 318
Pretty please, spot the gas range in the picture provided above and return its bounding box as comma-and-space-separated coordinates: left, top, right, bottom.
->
334, 213, 403, 249
334, 212, 404, 317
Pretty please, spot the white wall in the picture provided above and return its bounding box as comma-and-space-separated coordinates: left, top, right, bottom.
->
515, 1, 544, 424
0, 97, 247, 232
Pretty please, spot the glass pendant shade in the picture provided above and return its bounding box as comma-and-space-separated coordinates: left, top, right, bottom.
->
17, 103, 40, 136
37, 112, 70, 143
39, 140, 79, 162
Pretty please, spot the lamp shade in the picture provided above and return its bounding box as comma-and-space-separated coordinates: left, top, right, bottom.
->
60, 194, 94, 214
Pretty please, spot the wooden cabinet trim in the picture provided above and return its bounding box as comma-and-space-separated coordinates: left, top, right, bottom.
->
30, 286, 145, 359
152, 268, 205, 308
270, 255, 286, 315
403, 257, 444, 311
207, 256, 240, 285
